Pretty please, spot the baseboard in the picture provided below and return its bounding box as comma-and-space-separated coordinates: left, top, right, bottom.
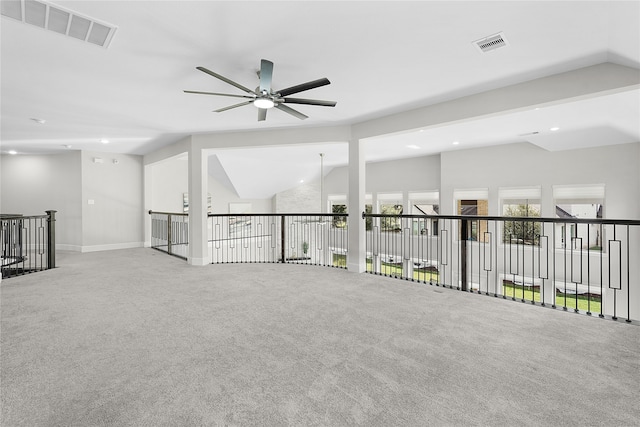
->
80, 242, 144, 253
56, 244, 82, 252
347, 261, 366, 273
188, 257, 209, 266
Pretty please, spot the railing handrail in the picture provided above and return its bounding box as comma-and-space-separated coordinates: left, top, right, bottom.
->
1, 210, 56, 277
362, 212, 640, 226
208, 212, 348, 218
148, 210, 188, 217
0, 214, 48, 220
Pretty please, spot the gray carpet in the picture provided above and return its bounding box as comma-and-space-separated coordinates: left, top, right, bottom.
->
1, 248, 639, 426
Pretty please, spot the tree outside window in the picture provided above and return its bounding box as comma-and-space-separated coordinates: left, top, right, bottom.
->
380, 204, 403, 232
331, 204, 347, 228
502, 202, 541, 245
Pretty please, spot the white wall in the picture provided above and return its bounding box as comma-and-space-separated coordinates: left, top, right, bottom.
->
147, 155, 271, 215
148, 156, 189, 213
320, 140, 639, 220
1, 152, 82, 249
208, 174, 272, 214
81, 151, 144, 251
1, 150, 145, 251
273, 181, 321, 213
324, 154, 441, 209
440, 142, 640, 219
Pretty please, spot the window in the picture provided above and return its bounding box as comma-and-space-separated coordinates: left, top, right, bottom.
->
328, 195, 347, 228
409, 191, 440, 236
500, 187, 542, 246
553, 185, 604, 250
454, 188, 489, 243
331, 204, 347, 228
378, 193, 403, 232
380, 203, 403, 232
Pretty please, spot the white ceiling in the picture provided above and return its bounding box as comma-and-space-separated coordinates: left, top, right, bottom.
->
2, 1, 639, 198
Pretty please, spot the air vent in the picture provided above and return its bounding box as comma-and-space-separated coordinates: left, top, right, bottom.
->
1, 0, 117, 48
473, 32, 508, 53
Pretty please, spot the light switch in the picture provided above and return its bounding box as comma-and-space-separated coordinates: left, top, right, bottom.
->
88, 199, 95, 205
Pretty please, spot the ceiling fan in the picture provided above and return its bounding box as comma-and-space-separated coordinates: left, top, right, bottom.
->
184, 59, 336, 121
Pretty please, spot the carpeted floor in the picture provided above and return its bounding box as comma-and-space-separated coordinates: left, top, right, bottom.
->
1, 248, 639, 426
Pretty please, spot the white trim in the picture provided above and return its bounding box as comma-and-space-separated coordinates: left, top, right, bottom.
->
377, 192, 403, 201
454, 188, 488, 200
499, 186, 541, 199
56, 244, 82, 252
80, 242, 144, 253
408, 190, 439, 203
188, 256, 209, 266
553, 184, 605, 199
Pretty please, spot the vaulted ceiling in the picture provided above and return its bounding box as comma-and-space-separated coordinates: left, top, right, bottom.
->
2, 1, 639, 198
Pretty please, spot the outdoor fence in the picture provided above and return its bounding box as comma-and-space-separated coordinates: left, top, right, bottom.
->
364, 212, 640, 322
208, 213, 348, 268
149, 211, 189, 260
1, 210, 56, 278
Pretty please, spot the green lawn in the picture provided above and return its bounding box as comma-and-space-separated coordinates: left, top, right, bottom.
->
334, 255, 439, 281
367, 260, 439, 282
332, 254, 347, 267
502, 283, 601, 313
335, 255, 601, 314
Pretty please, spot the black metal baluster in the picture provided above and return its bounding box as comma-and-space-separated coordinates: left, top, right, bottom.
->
599, 223, 604, 318
626, 225, 631, 323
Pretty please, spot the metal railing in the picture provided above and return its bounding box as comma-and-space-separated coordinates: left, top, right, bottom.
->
208, 213, 348, 268
149, 211, 189, 260
363, 212, 640, 322
1, 210, 56, 278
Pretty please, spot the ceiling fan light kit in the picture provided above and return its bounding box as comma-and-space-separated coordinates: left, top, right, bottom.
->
184, 59, 336, 121
253, 98, 275, 109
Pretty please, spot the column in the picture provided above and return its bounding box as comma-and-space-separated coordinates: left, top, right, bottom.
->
188, 147, 209, 266
402, 191, 414, 279
143, 164, 153, 247
347, 138, 366, 272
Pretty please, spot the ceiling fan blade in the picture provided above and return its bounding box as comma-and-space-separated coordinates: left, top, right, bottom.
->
214, 100, 253, 113
259, 59, 273, 93
258, 108, 267, 121
196, 66, 255, 94
184, 90, 255, 99
276, 78, 330, 97
275, 104, 308, 120
282, 97, 336, 107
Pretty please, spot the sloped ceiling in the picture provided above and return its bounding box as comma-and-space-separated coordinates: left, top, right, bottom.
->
2, 1, 639, 198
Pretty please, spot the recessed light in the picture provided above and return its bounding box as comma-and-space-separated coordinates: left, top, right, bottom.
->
550, 127, 560, 132
300, 179, 304, 183
8, 150, 17, 155
407, 145, 420, 149
100, 138, 109, 144
30, 118, 46, 124
452, 141, 460, 145
534, 108, 540, 111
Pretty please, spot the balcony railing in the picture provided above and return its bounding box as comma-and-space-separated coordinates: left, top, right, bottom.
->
148, 209, 639, 322
149, 211, 189, 260
364, 212, 640, 322
208, 213, 348, 268
1, 210, 56, 278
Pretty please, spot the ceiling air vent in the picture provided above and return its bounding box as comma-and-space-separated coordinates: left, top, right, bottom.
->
1, 0, 117, 48
473, 32, 508, 53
